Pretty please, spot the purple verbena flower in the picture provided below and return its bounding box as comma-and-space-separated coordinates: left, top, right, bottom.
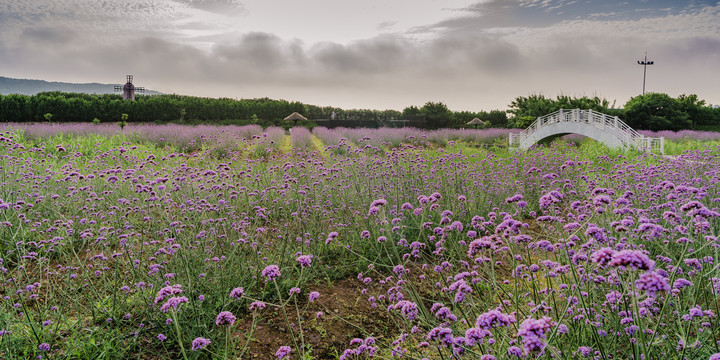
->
160, 296, 189, 312
191, 337, 211, 351
229, 287, 245, 300
296, 255, 313, 268
262, 265, 281, 281
371, 199, 387, 207
464, 327, 491, 345
590, 247, 615, 267
577, 346, 593, 357
393, 300, 418, 320
216, 311, 236, 326
426, 326, 453, 345
250, 301, 266, 311
635, 271, 670, 297
275, 346, 292, 359
508, 346, 523, 357
673, 278, 693, 289
475, 309, 516, 330
517, 316, 554, 355
154, 284, 183, 304
609, 250, 655, 271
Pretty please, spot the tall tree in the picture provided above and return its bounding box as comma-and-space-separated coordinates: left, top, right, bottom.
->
0, 94, 31, 121
507, 94, 556, 119
421, 102, 454, 129
623, 93, 690, 131
677, 94, 715, 127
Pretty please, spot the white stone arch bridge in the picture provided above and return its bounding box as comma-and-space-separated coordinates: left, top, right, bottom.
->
509, 109, 664, 153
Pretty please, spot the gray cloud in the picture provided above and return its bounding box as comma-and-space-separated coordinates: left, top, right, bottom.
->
376, 21, 397, 32
1, 0, 719, 110
214, 33, 300, 69
312, 36, 413, 74
171, 0, 246, 15
21, 26, 78, 45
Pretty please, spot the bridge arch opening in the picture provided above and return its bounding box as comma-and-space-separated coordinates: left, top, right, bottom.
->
535, 133, 575, 146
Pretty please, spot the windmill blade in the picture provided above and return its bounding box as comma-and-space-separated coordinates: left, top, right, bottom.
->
114, 85, 123, 91
135, 87, 145, 92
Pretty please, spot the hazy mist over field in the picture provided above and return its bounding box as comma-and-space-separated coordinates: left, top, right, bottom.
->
1, 0, 719, 110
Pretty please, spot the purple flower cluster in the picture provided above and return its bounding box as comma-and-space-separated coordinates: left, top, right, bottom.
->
340, 337, 378, 360
229, 287, 245, 300
517, 316, 555, 354
275, 345, 291, 359
475, 309, 516, 330
160, 296, 189, 313
249, 301, 266, 311
261, 265, 281, 281
191, 337, 211, 351
154, 284, 183, 304
215, 311, 236, 326
296, 254, 313, 268
635, 271, 670, 297
3, 125, 720, 359
391, 300, 419, 320
592, 249, 656, 270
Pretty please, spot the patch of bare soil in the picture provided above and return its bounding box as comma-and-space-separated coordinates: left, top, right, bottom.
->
235, 277, 396, 359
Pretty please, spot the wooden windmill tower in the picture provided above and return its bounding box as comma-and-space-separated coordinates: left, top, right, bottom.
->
114, 75, 145, 100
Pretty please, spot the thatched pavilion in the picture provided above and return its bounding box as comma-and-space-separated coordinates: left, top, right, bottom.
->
467, 118, 486, 129
284, 112, 308, 126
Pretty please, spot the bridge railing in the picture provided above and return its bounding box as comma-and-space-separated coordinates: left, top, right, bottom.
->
511, 109, 664, 153
509, 133, 522, 147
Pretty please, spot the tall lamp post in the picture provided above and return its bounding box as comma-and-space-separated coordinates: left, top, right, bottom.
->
637, 53, 654, 95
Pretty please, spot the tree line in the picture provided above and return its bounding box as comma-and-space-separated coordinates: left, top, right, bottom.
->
400, 93, 720, 131
506, 93, 720, 131
0, 91, 718, 131
0, 92, 509, 129
0, 92, 307, 125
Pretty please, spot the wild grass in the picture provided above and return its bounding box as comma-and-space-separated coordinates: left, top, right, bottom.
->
0, 124, 719, 359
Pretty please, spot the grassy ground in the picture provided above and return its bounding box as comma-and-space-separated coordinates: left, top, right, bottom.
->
0, 125, 719, 359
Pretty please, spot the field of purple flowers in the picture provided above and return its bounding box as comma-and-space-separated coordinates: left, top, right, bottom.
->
0, 124, 719, 359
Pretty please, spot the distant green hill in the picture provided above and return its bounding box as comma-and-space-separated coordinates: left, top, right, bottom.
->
0, 76, 162, 95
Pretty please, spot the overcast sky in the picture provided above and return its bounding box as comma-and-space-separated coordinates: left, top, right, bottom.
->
1, 0, 719, 111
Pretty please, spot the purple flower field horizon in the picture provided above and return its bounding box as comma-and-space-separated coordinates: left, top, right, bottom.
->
0, 124, 719, 359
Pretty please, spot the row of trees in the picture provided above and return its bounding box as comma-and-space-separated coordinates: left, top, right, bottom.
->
0, 92, 507, 129
0, 92, 308, 124
0, 91, 718, 131
401, 102, 508, 129
506, 93, 720, 131
403, 93, 719, 131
